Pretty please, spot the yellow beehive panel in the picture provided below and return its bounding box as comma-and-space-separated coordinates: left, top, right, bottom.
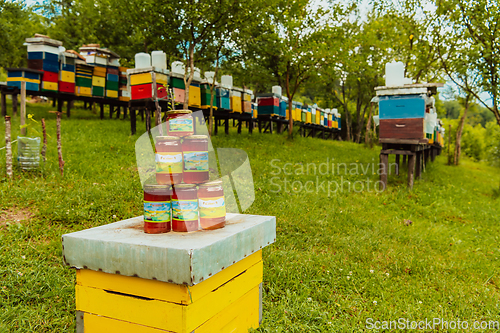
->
106, 90, 118, 98
156, 73, 168, 85
60, 70, 75, 83
6, 77, 40, 84
188, 86, 201, 107
82, 314, 167, 332
42, 81, 57, 91
230, 96, 242, 113
92, 76, 106, 87
130, 73, 153, 86
119, 96, 131, 102
76, 87, 92, 96
306, 113, 312, 124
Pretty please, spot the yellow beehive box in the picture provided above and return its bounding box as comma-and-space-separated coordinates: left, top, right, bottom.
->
106, 90, 118, 98
76, 250, 263, 333
188, 85, 201, 107
231, 96, 242, 113
306, 112, 312, 124
92, 76, 106, 87
75, 86, 92, 96
60, 70, 75, 83
42, 81, 58, 91
130, 73, 153, 86
315, 112, 321, 125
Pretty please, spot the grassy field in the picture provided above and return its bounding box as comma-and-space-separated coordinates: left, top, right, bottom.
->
0, 101, 499, 332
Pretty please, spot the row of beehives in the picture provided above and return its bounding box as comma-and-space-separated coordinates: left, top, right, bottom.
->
6, 35, 130, 101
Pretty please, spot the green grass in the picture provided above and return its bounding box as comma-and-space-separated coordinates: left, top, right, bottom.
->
0, 100, 499, 332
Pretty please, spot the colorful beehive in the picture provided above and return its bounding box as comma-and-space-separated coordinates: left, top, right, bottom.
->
62, 214, 276, 333
26, 36, 62, 92
230, 87, 243, 113
170, 72, 186, 104
378, 94, 425, 139
80, 46, 119, 98
118, 67, 130, 102
257, 93, 279, 116
252, 102, 258, 118
127, 67, 169, 101
279, 98, 287, 118
58, 52, 77, 94
200, 83, 213, 109
6, 68, 43, 91
242, 89, 253, 113
75, 60, 93, 97
216, 88, 230, 110
188, 81, 201, 107
106, 65, 120, 99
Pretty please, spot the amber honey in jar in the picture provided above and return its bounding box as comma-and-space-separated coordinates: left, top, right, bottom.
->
155, 136, 183, 185
166, 110, 194, 137
143, 184, 172, 234
172, 184, 199, 232
182, 135, 209, 184
198, 180, 226, 230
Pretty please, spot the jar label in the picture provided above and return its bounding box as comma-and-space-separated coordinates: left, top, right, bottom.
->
155, 152, 183, 174
144, 201, 171, 222
172, 199, 199, 221
199, 196, 226, 219
169, 118, 193, 133
183, 151, 209, 172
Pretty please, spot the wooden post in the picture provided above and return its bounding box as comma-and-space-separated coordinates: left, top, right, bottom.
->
379, 153, 388, 191
225, 115, 229, 134
49, 111, 65, 176
131, 108, 136, 135
20, 82, 26, 136
57, 98, 63, 114
403, 154, 407, 166
407, 154, 416, 189
415, 151, 422, 179
52, 97, 56, 107
116, 106, 121, 119
122, 107, 127, 119
12, 93, 18, 116
145, 109, 151, 133
100, 103, 104, 120
1, 92, 6, 117
5, 116, 12, 179
66, 99, 71, 118
41, 118, 47, 162
395, 154, 400, 176
109, 105, 113, 119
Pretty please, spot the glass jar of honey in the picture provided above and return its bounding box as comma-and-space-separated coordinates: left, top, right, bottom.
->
172, 184, 199, 232
198, 180, 226, 230
182, 135, 209, 184
143, 184, 172, 234
155, 136, 183, 185
166, 110, 194, 137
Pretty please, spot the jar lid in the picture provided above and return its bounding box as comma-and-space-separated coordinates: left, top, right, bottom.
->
173, 184, 197, 189
166, 110, 192, 115
184, 135, 208, 140
144, 184, 172, 191
199, 180, 223, 187
156, 136, 180, 141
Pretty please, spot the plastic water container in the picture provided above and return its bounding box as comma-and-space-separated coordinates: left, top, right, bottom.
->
221, 75, 233, 88
272, 86, 282, 97
424, 113, 437, 134
135, 53, 151, 69
385, 61, 405, 87
151, 51, 167, 70
17, 136, 41, 170
373, 115, 380, 126
172, 61, 185, 74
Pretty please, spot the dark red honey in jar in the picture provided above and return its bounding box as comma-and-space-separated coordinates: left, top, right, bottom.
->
166, 110, 194, 137
182, 135, 209, 184
198, 180, 226, 230
155, 136, 183, 185
143, 184, 172, 234
171, 184, 199, 232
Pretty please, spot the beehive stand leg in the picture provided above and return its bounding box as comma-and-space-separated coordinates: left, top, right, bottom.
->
402, 154, 407, 167
57, 98, 63, 114
66, 99, 71, 118
379, 153, 388, 191
109, 105, 113, 119
1, 92, 6, 116
407, 154, 416, 189
269, 119, 273, 134
116, 106, 121, 119
249, 117, 253, 134
100, 103, 104, 120
83, 101, 87, 109
130, 108, 136, 135
140, 109, 144, 122
258, 118, 262, 133
237, 117, 242, 134
145, 109, 151, 133
431, 148, 436, 162
415, 151, 422, 179
52, 97, 56, 107
395, 154, 400, 175
12, 93, 18, 116
214, 116, 219, 135
225, 115, 229, 134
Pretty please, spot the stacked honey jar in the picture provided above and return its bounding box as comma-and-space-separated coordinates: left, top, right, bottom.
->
143, 110, 226, 234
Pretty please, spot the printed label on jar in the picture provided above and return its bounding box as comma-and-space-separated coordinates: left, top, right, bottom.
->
144, 201, 171, 222
169, 118, 193, 133
183, 151, 209, 172
155, 152, 183, 173
199, 196, 226, 219
172, 199, 199, 221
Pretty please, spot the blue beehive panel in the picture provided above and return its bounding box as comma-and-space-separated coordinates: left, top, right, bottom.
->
6, 81, 40, 91
28, 51, 59, 62
217, 96, 230, 109
107, 73, 119, 82
279, 101, 287, 117
43, 60, 59, 73
24, 71, 41, 80
379, 94, 425, 119
7, 71, 23, 78
62, 64, 75, 72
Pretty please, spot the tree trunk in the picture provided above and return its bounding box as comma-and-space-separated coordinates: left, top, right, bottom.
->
183, 44, 196, 110
342, 83, 351, 141
364, 103, 374, 145
454, 97, 470, 165
5, 116, 12, 178
286, 70, 293, 138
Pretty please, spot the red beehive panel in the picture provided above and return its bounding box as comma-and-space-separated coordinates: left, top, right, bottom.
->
258, 97, 279, 107
42, 71, 59, 83
131, 83, 153, 100
59, 81, 75, 94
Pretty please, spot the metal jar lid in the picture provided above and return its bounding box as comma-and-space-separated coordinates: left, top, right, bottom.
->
144, 184, 172, 191
156, 136, 180, 141
183, 135, 208, 140
198, 180, 223, 188
173, 184, 197, 189
166, 110, 192, 115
